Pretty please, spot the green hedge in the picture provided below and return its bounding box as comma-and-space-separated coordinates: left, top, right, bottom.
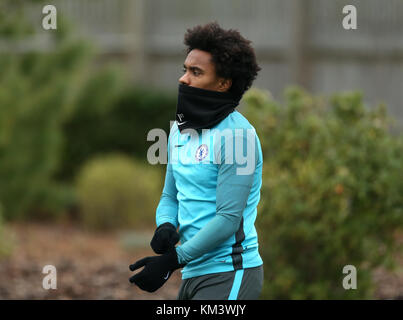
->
0, 40, 174, 221
242, 87, 403, 299
0, 203, 14, 258
0, 22, 132, 219
57, 85, 176, 182
75, 153, 162, 230
0, 41, 93, 220
0, 1, 176, 221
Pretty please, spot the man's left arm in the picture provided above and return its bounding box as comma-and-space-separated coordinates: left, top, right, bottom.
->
175, 130, 259, 264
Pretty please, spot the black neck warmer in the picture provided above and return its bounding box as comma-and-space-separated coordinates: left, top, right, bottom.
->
175, 84, 241, 133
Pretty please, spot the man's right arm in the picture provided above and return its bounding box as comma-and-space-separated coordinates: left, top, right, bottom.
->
155, 126, 179, 228
155, 162, 179, 228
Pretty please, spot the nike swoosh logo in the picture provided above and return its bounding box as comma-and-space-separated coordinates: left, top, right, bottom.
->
174, 144, 184, 148
177, 121, 187, 125
163, 271, 170, 280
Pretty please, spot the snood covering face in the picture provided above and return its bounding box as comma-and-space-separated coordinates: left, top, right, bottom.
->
175, 84, 241, 132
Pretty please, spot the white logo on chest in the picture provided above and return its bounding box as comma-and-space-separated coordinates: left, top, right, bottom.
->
195, 144, 209, 161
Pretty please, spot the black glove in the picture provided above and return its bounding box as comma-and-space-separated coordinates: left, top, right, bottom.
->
150, 222, 180, 254
129, 248, 185, 292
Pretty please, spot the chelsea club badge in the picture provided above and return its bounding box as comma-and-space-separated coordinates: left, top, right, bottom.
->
195, 144, 208, 162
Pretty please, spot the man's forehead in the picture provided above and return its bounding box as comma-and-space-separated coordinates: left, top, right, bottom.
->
184, 49, 213, 68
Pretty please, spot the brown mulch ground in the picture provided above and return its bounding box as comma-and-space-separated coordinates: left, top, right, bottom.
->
0, 222, 181, 300
0, 222, 402, 300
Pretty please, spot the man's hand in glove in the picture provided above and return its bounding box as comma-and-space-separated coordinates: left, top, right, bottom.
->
150, 222, 180, 254
129, 248, 185, 293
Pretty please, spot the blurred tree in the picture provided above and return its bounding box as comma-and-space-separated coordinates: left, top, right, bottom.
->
0, 0, 126, 220
0, 0, 176, 222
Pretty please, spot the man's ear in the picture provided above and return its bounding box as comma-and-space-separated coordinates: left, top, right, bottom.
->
218, 78, 232, 92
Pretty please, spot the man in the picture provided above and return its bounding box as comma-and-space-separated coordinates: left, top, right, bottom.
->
129, 22, 263, 300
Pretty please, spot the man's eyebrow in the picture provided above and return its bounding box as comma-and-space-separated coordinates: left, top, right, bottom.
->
183, 64, 204, 72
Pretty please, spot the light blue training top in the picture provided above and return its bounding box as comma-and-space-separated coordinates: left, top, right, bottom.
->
156, 110, 263, 279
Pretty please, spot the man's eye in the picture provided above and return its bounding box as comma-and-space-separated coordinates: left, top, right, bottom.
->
182, 67, 186, 73
193, 70, 201, 76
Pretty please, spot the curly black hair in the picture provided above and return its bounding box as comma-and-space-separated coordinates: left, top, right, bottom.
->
184, 22, 260, 97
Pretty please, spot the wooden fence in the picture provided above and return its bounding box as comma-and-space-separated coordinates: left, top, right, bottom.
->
9, 0, 403, 130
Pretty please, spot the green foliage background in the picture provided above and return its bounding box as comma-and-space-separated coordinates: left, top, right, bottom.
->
75, 154, 162, 230
0, 1, 175, 223
242, 88, 403, 299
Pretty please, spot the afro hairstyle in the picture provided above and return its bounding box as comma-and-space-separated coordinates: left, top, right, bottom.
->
184, 22, 261, 97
